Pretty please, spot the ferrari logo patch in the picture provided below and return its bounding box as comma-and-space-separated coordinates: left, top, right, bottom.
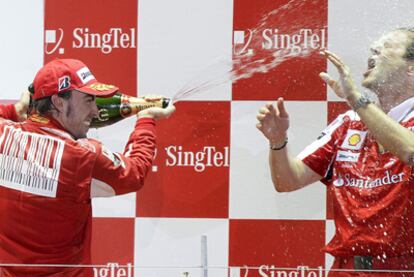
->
89, 83, 115, 91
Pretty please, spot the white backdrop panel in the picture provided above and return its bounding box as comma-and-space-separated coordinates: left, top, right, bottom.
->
0, 0, 44, 99
137, 0, 234, 101
229, 101, 327, 220
134, 218, 229, 277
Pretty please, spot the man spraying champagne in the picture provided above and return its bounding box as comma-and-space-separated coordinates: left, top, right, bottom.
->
0, 58, 175, 276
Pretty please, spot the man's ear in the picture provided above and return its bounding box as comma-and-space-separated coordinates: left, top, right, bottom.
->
50, 94, 64, 113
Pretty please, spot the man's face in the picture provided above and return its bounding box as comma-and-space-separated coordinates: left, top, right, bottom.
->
59, 90, 98, 139
362, 30, 411, 91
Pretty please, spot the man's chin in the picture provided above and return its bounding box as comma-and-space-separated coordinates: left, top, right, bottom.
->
73, 130, 88, 140
362, 79, 383, 96
361, 80, 370, 88
362, 77, 375, 89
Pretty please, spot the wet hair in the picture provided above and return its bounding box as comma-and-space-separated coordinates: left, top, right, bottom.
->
396, 27, 414, 61
32, 91, 72, 116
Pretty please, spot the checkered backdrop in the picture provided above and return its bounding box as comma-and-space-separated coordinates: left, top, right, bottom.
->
1, 0, 414, 276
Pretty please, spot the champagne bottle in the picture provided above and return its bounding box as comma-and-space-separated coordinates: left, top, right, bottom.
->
91, 93, 170, 128
27, 84, 168, 128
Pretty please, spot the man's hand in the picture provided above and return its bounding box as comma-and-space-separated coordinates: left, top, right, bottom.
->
138, 104, 176, 120
137, 95, 176, 120
319, 50, 362, 101
14, 91, 31, 121
256, 97, 289, 146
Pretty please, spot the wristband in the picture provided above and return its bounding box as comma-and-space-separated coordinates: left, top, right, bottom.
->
270, 138, 288, 151
350, 95, 373, 111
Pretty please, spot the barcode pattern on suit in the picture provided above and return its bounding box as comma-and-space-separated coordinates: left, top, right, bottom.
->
0, 126, 64, 197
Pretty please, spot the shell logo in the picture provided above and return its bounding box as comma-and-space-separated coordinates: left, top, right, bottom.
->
348, 134, 361, 146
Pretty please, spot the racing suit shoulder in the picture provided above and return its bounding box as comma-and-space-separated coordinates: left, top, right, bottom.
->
298, 110, 355, 179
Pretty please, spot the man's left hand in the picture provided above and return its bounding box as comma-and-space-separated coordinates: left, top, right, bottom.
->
14, 91, 31, 121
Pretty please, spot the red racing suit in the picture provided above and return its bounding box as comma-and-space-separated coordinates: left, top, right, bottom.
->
0, 104, 18, 123
0, 109, 156, 276
299, 98, 414, 270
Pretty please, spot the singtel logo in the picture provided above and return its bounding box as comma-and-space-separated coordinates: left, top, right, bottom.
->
93, 263, 132, 277
73, 28, 136, 54
258, 265, 323, 277
165, 146, 229, 172
233, 28, 326, 55
262, 28, 325, 53
45, 28, 65, 55
45, 27, 136, 55
232, 265, 324, 277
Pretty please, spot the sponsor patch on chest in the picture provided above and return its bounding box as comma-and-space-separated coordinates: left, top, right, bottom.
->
333, 171, 406, 189
341, 129, 367, 150
0, 126, 64, 197
101, 145, 125, 168
336, 150, 360, 162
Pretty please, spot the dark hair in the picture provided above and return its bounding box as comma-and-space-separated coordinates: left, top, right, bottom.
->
32, 91, 72, 115
397, 27, 414, 61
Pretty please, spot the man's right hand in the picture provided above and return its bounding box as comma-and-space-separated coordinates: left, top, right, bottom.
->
256, 97, 289, 146
138, 104, 176, 120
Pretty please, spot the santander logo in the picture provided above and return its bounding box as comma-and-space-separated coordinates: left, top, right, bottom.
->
333, 172, 405, 189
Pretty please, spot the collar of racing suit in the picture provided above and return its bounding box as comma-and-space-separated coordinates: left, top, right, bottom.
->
387, 96, 414, 123
27, 113, 74, 139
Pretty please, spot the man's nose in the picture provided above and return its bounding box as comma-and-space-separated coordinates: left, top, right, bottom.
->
91, 103, 99, 118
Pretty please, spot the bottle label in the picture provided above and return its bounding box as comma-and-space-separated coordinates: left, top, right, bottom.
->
120, 103, 132, 117
120, 95, 161, 116
92, 93, 167, 128
97, 109, 110, 121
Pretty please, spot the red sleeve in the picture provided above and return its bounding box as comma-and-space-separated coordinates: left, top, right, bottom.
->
0, 104, 18, 122
91, 117, 156, 196
402, 117, 414, 129
298, 111, 351, 179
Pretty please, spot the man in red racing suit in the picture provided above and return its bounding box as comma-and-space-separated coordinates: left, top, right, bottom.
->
0, 59, 175, 276
257, 28, 414, 274
300, 104, 414, 272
